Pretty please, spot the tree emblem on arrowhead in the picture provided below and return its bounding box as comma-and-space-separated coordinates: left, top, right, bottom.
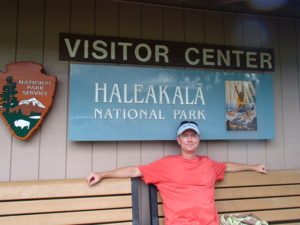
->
0, 62, 57, 140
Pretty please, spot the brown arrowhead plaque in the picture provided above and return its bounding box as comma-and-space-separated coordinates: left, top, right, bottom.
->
0, 62, 57, 140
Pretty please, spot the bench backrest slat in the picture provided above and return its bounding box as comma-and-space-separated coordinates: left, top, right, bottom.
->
0, 195, 132, 215
216, 196, 300, 212
0, 208, 134, 225
216, 170, 300, 187
215, 184, 300, 199
0, 178, 132, 200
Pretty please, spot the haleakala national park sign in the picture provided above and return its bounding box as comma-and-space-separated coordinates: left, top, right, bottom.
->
0, 62, 57, 140
69, 64, 275, 141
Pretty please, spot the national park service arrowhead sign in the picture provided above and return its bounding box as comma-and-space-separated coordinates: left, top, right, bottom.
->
0, 62, 57, 140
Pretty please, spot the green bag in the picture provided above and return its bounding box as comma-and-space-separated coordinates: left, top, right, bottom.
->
220, 214, 269, 225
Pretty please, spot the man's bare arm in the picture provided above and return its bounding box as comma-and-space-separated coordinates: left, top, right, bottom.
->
87, 166, 142, 186
225, 162, 267, 174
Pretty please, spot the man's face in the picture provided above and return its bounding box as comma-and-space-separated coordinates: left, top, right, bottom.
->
177, 129, 200, 152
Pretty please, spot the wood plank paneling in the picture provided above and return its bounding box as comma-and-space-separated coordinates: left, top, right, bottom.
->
163, 8, 184, 42
204, 12, 224, 44
140, 7, 164, 223
0, 2, 300, 225
204, 12, 228, 162
66, 142, 93, 179
263, 18, 285, 170
0, 0, 299, 187
225, 14, 249, 164
279, 19, 300, 169
224, 13, 243, 47
243, 15, 267, 166
119, 3, 141, 38
184, 10, 208, 156
185, 11, 205, 44
247, 139, 267, 166
66, 0, 94, 179
298, 21, 300, 117
93, 142, 118, 172
162, 7, 185, 157
141, 142, 163, 166
39, 0, 70, 180
92, 0, 119, 174
15, 0, 44, 63
141, 5, 163, 40
227, 141, 247, 163
163, 141, 179, 156
10, 0, 44, 181
0, 0, 17, 69
224, 13, 248, 164
160, 7, 186, 157
95, 0, 118, 37
117, 2, 142, 169
117, 142, 141, 167
0, 0, 17, 181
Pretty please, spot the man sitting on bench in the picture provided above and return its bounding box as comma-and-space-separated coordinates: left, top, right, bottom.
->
87, 120, 267, 225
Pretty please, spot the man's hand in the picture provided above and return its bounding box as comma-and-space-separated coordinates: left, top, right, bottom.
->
87, 172, 103, 186
86, 166, 142, 186
253, 164, 268, 174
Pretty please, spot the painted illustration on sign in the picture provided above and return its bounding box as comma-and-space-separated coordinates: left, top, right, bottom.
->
225, 80, 257, 131
0, 62, 57, 140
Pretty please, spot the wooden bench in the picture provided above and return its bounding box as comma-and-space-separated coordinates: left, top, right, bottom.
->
0, 177, 140, 225
149, 169, 300, 225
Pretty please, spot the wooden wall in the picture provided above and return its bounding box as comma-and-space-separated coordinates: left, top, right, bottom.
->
0, 0, 300, 183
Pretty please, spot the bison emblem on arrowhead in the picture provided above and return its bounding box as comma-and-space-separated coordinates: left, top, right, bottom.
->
0, 62, 57, 140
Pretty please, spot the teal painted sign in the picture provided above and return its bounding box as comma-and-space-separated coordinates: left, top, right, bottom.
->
68, 64, 275, 141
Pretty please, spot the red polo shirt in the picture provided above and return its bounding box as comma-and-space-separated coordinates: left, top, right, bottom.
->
139, 155, 226, 225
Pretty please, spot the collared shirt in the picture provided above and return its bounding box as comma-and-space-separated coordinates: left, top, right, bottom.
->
139, 155, 226, 225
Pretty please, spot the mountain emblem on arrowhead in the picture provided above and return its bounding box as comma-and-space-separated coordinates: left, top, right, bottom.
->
19, 97, 46, 108
0, 62, 57, 140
